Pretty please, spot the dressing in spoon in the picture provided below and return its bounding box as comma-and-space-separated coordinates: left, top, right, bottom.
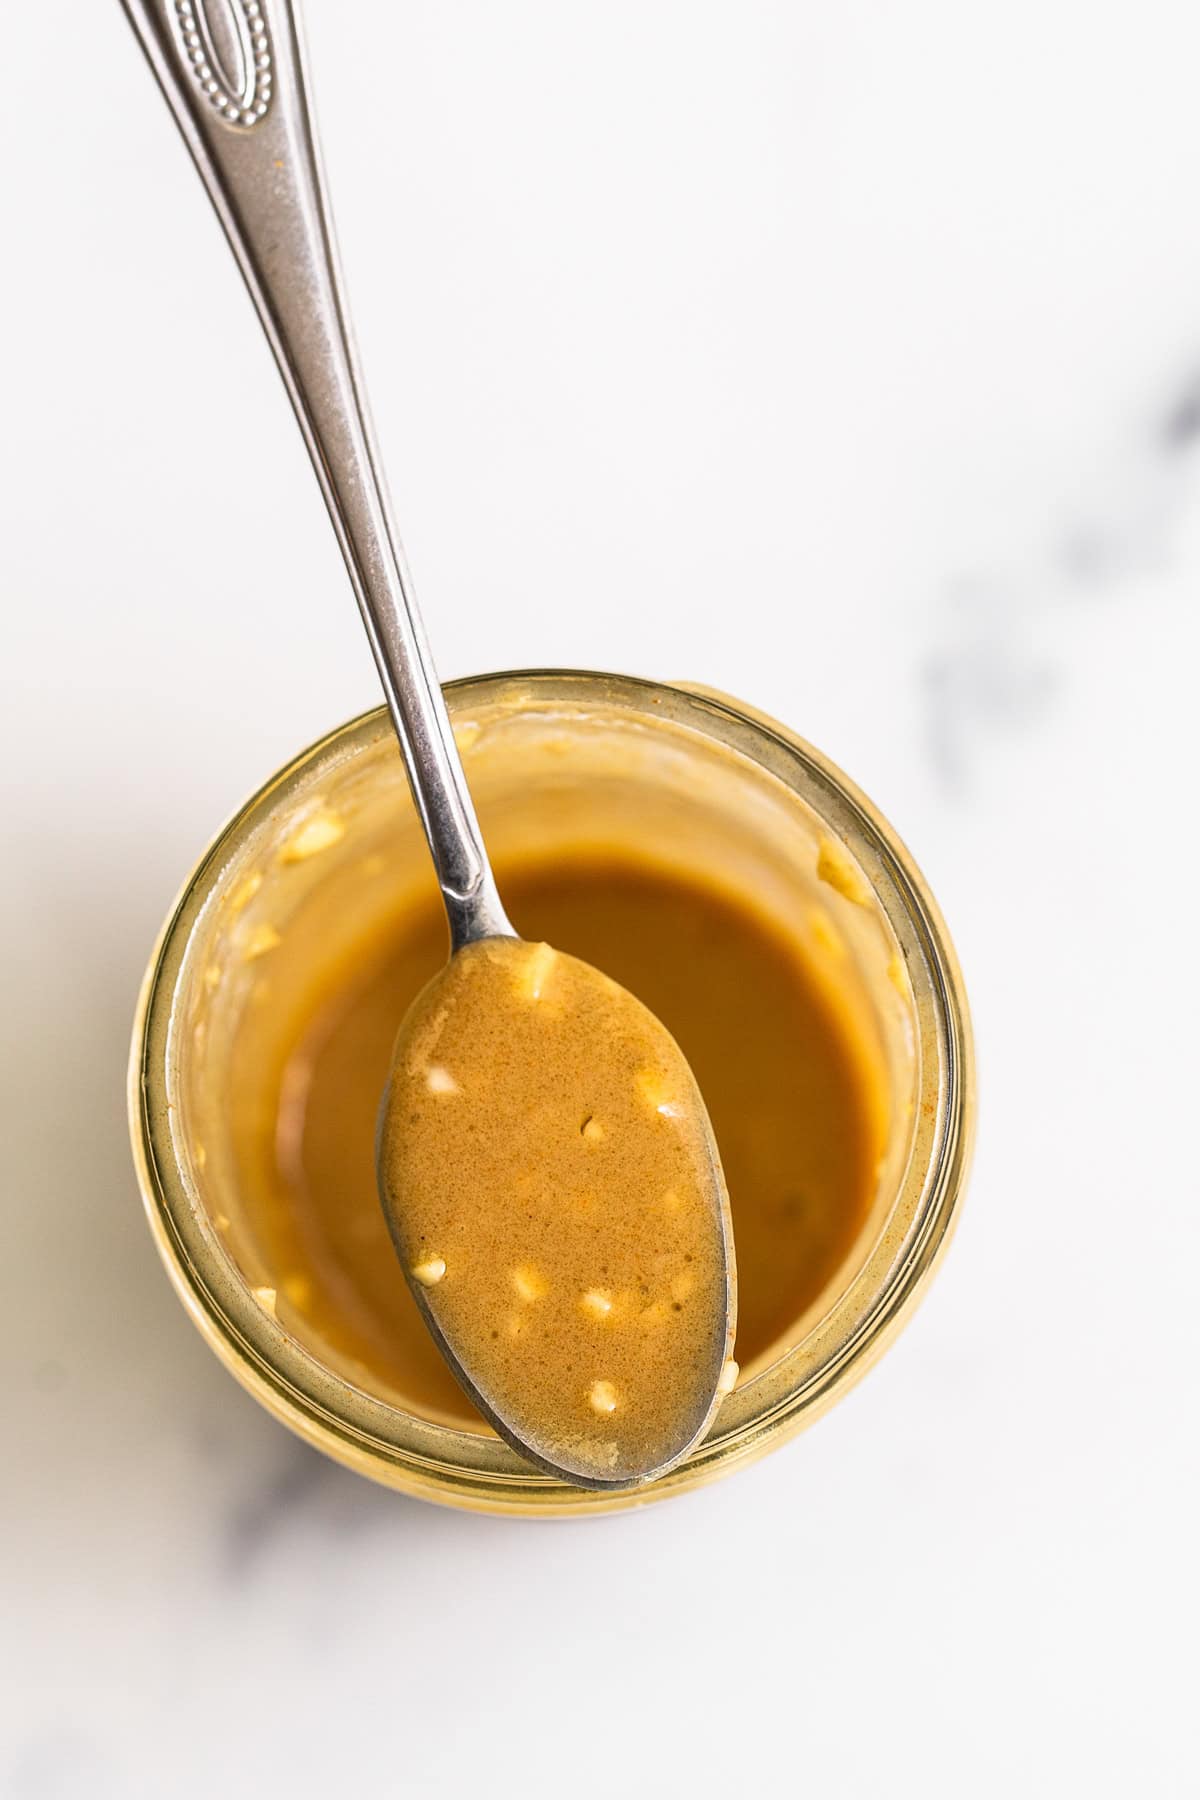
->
379, 937, 735, 1485
121, 0, 736, 1487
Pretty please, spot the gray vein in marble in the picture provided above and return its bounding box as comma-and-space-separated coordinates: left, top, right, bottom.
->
223, 1437, 330, 1573
921, 577, 1059, 792
1159, 368, 1200, 453
923, 375, 1200, 789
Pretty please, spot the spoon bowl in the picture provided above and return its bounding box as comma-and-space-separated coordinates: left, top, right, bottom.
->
378, 937, 736, 1488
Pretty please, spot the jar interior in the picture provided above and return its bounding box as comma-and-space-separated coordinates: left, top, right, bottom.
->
166, 693, 918, 1436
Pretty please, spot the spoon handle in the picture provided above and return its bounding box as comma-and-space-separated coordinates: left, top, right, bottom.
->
120, 0, 511, 948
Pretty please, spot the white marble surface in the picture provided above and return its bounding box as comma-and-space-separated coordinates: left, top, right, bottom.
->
2, 3, 1197, 1794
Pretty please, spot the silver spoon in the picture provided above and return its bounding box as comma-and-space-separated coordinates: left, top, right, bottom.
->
120, 0, 735, 1487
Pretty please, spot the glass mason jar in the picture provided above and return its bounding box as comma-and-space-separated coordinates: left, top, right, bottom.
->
129, 672, 974, 1516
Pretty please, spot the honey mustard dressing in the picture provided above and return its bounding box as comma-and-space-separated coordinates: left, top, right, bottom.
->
377, 936, 734, 1482
229, 850, 889, 1435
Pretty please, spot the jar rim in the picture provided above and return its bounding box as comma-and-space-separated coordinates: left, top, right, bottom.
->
130, 670, 975, 1516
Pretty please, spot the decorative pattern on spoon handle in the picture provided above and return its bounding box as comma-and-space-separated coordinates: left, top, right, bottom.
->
169, 0, 274, 126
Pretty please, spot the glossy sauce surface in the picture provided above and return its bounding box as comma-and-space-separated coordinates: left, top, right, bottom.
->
377, 938, 733, 1483
237, 853, 888, 1430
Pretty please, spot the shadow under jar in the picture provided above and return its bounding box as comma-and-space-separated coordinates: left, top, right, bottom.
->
130, 672, 974, 1517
